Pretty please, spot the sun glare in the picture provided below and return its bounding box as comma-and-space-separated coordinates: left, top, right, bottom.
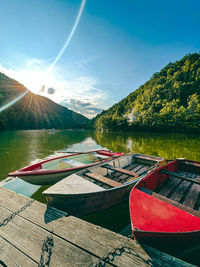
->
15, 70, 54, 94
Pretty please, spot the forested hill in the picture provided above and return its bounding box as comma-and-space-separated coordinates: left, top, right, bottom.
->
0, 72, 88, 130
91, 53, 200, 132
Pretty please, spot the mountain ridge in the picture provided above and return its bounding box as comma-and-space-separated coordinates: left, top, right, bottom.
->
90, 53, 200, 133
0, 72, 88, 130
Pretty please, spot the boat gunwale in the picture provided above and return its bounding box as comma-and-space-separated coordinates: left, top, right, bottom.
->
8, 150, 123, 177
133, 228, 200, 237
43, 154, 164, 196
42, 178, 137, 197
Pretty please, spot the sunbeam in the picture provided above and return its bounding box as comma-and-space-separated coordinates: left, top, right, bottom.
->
0, 0, 86, 113
0, 90, 28, 112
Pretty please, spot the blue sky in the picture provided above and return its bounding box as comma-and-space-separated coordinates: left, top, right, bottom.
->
0, 0, 199, 117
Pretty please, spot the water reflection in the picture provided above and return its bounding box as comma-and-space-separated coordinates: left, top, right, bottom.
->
1, 129, 200, 264
93, 131, 200, 161
0, 129, 93, 180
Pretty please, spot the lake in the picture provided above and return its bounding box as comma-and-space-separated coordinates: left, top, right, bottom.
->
1, 129, 200, 234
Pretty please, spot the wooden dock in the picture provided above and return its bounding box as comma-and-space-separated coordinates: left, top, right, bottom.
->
0, 187, 194, 266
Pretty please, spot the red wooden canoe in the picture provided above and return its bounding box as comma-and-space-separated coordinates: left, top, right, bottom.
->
8, 150, 123, 185
129, 159, 200, 253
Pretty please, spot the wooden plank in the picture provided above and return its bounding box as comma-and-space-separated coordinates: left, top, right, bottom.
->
0, 236, 37, 266
0, 188, 193, 267
0, 188, 153, 267
178, 171, 198, 179
183, 160, 200, 168
134, 154, 163, 163
170, 181, 191, 202
132, 164, 146, 173
110, 163, 138, 179
137, 165, 150, 175
103, 164, 139, 177
0, 189, 151, 267
84, 171, 123, 187
0, 206, 97, 267
183, 184, 200, 208
140, 187, 200, 218
160, 170, 200, 185
158, 178, 181, 197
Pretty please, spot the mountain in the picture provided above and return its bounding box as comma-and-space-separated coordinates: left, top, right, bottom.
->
91, 53, 200, 133
0, 72, 88, 130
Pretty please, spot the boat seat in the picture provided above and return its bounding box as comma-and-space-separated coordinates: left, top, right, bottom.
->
84, 171, 123, 188
140, 187, 200, 218
102, 164, 139, 178
160, 170, 200, 185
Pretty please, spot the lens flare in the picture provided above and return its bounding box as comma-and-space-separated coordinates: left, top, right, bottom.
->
0, 90, 28, 112
0, 0, 86, 112
47, 0, 86, 73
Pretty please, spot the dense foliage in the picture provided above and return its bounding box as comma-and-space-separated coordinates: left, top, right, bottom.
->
92, 53, 200, 132
0, 73, 88, 130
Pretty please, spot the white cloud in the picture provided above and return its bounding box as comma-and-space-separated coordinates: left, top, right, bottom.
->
60, 98, 103, 118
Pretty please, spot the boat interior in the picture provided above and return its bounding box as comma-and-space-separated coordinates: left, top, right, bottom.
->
139, 159, 200, 216
41, 152, 110, 171
78, 154, 164, 190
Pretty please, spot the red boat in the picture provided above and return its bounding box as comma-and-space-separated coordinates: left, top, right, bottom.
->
8, 150, 123, 185
129, 159, 200, 253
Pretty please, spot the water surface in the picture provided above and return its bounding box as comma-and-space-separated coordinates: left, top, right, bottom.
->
1, 129, 200, 233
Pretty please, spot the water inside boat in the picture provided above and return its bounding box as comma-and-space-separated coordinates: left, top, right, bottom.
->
41, 152, 108, 170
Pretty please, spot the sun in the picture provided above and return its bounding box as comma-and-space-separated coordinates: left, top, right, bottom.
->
17, 70, 48, 94
12, 69, 56, 94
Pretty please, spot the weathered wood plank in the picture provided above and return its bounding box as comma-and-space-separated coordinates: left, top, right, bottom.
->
84, 171, 123, 187
132, 164, 145, 173
0, 188, 152, 267
0, 187, 195, 266
103, 164, 138, 177
110, 164, 138, 181
170, 181, 191, 202
183, 184, 200, 208
0, 236, 37, 266
160, 170, 200, 185
158, 178, 181, 197
0, 206, 97, 267
137, 165, 150, 175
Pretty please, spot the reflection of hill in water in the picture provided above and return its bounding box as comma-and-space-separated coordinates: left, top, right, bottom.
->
93, 131, 200, 161
0, 129, 90, 180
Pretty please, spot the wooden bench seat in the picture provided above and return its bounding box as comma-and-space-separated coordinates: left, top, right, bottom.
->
160, 169, 200, 185
183, 183, 200, 209
103, 164, 139, 178
84, 171, 123, 188
158, 178, 181, 197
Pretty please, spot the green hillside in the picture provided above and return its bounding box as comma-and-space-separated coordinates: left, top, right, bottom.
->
92, 53, 200, 132
0, 72, 88, 130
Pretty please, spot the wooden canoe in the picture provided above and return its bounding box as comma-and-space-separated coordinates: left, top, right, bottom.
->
8, 150, 123, 185
43, 153, 165, 216
129, 158, 200, 254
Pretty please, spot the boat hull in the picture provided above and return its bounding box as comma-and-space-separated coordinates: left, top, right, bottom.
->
15, 168, 84, 185
45, 182, 135, 216
8, 150, 123, 185
133, 230, 200, 253
129, 160, 200, 254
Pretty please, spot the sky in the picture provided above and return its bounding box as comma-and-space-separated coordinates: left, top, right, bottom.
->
0, 0, 199, 118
